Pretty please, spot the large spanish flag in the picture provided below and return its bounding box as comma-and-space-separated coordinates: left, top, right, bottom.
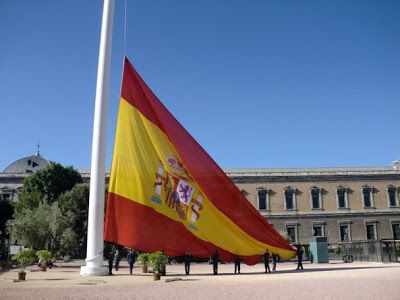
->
105, 57, 295, 264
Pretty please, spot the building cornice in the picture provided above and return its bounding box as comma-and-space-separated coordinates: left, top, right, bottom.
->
225, 167, 400, 183
263, 210, 400, 220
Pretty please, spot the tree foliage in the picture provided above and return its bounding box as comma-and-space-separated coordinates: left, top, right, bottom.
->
13, 202, 52, 249
60, 228, 78, 255
22, 163, 82, 204
14, 190, 42, 214
57, 184, 89, 257
12, 163, 89, 257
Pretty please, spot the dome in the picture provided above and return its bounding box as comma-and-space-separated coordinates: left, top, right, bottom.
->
3, 153, 50, 174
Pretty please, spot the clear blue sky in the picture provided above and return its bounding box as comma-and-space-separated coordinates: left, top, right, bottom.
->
1, 0, 399, 171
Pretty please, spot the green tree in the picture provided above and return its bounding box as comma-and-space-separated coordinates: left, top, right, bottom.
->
48, 202, 74, 254
14, 190, 42, 214
11, 163, 91, 258
22, 163, 82, 204
12, 202, 52, 249
59, 228, 78, 256
57, 184, 89, 258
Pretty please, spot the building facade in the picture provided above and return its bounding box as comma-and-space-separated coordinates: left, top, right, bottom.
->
229, 167, 400, 244
1, 154, 400, 245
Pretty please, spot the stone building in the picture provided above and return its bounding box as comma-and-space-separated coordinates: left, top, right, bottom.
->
229, 166, 400, 244
1, 153, 400, 245
0, 152, 50, 202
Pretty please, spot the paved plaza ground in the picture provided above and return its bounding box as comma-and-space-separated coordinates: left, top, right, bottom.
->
0, 260, 399, 299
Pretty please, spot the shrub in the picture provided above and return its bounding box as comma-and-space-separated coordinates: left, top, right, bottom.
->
148, 251, 168, 274
13, 248, 36, 271
36, 250, 52, 266
137, 252, 150, 266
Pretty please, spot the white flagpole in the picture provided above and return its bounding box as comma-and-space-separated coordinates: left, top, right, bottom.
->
81, 0, 115, 276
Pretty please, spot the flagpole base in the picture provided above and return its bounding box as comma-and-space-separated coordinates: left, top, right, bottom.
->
80, 265, 109, 276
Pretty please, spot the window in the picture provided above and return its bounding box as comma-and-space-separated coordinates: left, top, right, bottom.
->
387, 185, 398, 207
313, 225, 323, 237
392, 223, 400, 240
337, 187, 348, 209
365, 223, 377, 240
257, 189, 269, 210
339, 224, 351, 241
310, 187, 322, 209
362, 185, 374, 208
286, 225, 298, 243
284, 187, 296, 210
0, 189, 14, 202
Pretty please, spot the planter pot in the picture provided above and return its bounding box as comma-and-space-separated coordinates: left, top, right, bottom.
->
141, 266, 148, 273
18, 271, 26, 281
153, 273, 160, 281
40, 265, 47, 272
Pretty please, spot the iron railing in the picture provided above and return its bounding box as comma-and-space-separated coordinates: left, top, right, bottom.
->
328, 239, 400, 262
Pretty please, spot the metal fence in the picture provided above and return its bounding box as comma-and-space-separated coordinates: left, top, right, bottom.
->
328, 239, 400, 262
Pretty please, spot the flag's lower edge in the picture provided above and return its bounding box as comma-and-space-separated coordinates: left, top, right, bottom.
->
104, 192, 275, 265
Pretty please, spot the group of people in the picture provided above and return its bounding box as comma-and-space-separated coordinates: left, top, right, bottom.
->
216, 248, 304, 275
107, 247, 304, 276
108, 248, 138, 275
263, 250, 278, 273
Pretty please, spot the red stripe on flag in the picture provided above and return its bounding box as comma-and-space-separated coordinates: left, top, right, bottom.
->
104, 192, 262, 265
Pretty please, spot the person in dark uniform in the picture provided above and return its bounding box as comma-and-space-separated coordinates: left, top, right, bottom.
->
211, 250, 219, 275
263, 250, 271, 273
234, 256, 241, 274
296, 247, 304, 270
272, 254, 278, 272
184, 252, 191, 275
114, 249, 120, 271
127, 249, 136, 275
108, 248, 114, 275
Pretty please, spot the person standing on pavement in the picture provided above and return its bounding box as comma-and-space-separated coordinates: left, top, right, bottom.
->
272, 254, 278, 272
234, 256, 241, 274
114, 249, 120, 271
296, 247, 304, 270
211, 250, 219, 275
263, 250, 271, 273
108, 248, 114, 275
127, 249, 136, 275
184, 252, 191, 275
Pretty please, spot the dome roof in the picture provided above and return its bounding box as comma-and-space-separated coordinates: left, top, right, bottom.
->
3, 154, 50, 174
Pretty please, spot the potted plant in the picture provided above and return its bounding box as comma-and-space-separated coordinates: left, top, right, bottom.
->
137, 252, 150, 273
13, 248, 36, 280
148, 251, 167, 281
36, 250, 52, 271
